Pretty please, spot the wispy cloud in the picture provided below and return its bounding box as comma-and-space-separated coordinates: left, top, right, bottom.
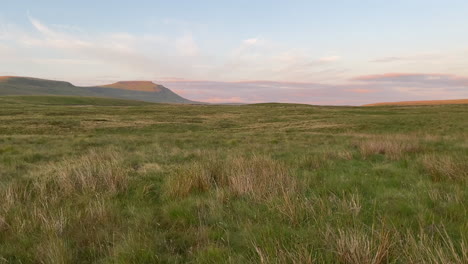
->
176, 33, 199, 56
0, 17, 209, 79
158, 73, 468, 105
353, 73, 468, 87
370, 53, 442, 63
243, 37, 260, 45
1, 17, 343, 83
318, 56, 341, 63
1, 17, 467, 105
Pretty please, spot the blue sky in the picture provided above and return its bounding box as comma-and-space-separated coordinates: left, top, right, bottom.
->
1, 0, 468, 104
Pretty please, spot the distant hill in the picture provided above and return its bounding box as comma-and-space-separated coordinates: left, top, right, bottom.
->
364, 99, 468, 106
0, 95, 155, 106
0, 76, 195, 104
98, 81, 164, 92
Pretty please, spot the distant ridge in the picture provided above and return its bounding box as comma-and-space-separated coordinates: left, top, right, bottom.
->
364, 99, 468, 106
0, 76, 195, 104
99, 81, 164, 92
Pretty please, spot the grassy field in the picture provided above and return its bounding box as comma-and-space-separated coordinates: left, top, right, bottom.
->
364, 99, 468, 106
0, 96, 467, 263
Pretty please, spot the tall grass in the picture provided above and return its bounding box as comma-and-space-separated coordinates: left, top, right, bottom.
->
0, 149, 130, 262
402, 227, 468, 263
356, 135, 421, 160
421, 154, 468, 183
165, 154, 298, 201
252, 242, 315, 264
325, 227, 394, 264
34, 149, 129, 196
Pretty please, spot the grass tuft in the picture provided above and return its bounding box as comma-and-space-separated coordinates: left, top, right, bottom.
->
165, 154, 297, 201
326, 227, 394, 264
33, 149, 129, 197
356, 136, 421, 160
402, 227, 468, 263
421, 154, 468, 183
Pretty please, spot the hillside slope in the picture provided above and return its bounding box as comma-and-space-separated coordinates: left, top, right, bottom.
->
0, 95, 155, 106
0, 76, 194, 104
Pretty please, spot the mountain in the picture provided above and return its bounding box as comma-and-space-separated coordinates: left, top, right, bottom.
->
0, 76, 194, 104
364, 99, 468, 106
0, 95, 155, 106
98, 81, 165, 92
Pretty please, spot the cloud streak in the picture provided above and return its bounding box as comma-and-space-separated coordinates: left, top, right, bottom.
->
1, 17, 344, 83
371, 53, 441, 63
1, 17, 467, 105
159, 75, 468, 105
353, 73, 468, 87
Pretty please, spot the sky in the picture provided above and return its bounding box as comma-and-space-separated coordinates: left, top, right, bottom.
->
1, 0, 468, 105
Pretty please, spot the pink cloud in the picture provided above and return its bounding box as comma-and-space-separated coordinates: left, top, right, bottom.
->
346, 89, 375, 94
370, 53, 441, 63
318, 56, 341, 62
158, 74, 468, 106
352, 73, 468, 88
353, 73, 422, 81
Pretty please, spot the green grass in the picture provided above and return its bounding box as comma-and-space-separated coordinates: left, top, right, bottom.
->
0, 96, 467, 263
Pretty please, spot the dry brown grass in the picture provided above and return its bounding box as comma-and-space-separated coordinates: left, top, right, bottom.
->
228, 155, 296, 200
325, 225, 468, 264
326, 227, 394, 264
421, 154, 468, 183
164, 158, 222, 198
0, 149, 131, 262
356, 136, 421, 160
35, 235, 72, 264
33, 149, 129, 197
253, 242, 315, 264
165, 155, 298, 201
402, 228, 468, 264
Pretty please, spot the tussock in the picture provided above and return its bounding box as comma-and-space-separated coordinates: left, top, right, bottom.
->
228, 155, 296, 200
165, 154, 297, 201
0, 149, 130, 262
356, 135, 421, 160
402, 227, 468, 264
34, 149, 129, 197
325, 227, 394, 264
35, 235, 72, 264
164, 157, 224, 198
421, 154, 468, 183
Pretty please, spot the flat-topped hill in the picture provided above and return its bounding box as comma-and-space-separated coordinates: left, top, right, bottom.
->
0, 76, 194, 104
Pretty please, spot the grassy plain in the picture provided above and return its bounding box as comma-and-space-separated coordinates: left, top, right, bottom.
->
0, 96, 467, 263
364, 99, 468, 106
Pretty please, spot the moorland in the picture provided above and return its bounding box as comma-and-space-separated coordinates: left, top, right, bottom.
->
0, 96, 467, 263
